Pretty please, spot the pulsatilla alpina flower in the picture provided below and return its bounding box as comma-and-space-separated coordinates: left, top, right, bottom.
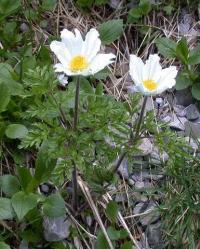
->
50, 28, 115, 76
129, 54, 178, 95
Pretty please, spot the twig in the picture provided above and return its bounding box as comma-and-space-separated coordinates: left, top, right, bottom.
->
77, 176, 115, 249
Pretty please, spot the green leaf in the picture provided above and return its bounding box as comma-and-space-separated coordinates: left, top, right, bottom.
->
41, 0, 57, 11
0, 0, 21, 20
155, 37, 177, 58
11, 191, 38, 221
105, 201, 119, 223
0, 81, 10, 113
80, 78, 94, 94
0, 242, 11, 249
120, 241, 133, 249
175, 72, 193, 90
17, 166, 34, 191
139, 0, 152, 15
43, 193, 65, 217
128, 8, 142, 23
0, 175, 20, 197
176, 38, 189, 65
192, 84, 200, 100
99, 19, 123, 45
5, 124, 28, 139
107, 226, 120, 240
0, 198, 14, 220
76, 0, 93, 8
188, 44, 200, 65
96, 230, 110, 249
34, 141, 57, 183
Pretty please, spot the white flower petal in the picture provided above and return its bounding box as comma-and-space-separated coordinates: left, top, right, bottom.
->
87, 53, 115, 75
54, 63, 78, 76
156, 66, 178, 93
129, 55, 144, 86
61, 28, 83, 56
50, 41, 71, 66
82, 28, 101, 61
143, 54, 162, 81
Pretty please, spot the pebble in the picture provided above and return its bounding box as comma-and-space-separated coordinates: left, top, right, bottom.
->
175, 89, 194, 106
185, 104, 200, 121
150, 146, 169, 164
169, 115, 188, 131
185, 121, 200, 138
146, 221, 163, 249
136, 138, 153, 156
19, 240, 29, 249
108, 0, 121, 9
117, 157, 129, 180
174, 105, 186, 117
43, 216, 71, 242
133, 201, 160, 227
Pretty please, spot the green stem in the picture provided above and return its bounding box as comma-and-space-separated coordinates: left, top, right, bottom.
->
72, 76, 80, 212
113, 96, 148, 173
135, 96, 148, 139
73, 76, 80, 131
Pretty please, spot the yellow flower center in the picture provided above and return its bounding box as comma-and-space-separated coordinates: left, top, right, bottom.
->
143, 79, 157, 91
70, 55, 88, 72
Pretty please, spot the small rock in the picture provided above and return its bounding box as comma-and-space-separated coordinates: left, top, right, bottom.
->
109, 0, 121, 9
133, 201, 160, 227
174, 105, 186, 117
146, 221, 163, 249
175, 89, 194, 106
40, 184, 50, 194
136, 138, 153, 156
185, 104, 200, 121
20, 23, 29, 33
135, 181, 145, 189
19, 240, 29, 249
169, 115, 187, 131
43, 216, 71, 242
115, 193, 127, 203
150, 146, 169, 164
86, 216, 93, 227
161, 115, 171, 123
184, 137, 198, 152
117, 157, 129, 180
185, 121, 200, 138
128, 178, 135, 186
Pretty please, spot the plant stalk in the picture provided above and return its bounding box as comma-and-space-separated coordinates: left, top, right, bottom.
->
113, 96, 148, 173
73, 76, 80, 131
72, 76, 80, 212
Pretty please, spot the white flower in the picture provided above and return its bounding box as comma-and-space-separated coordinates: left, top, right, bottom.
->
57, 74, 68, 86
129, 54, 178, 95
50, 28, 115, 76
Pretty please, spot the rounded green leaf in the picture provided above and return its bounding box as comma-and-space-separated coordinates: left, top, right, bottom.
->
0, 242, 11, 249
11, 191, 38, 221
43, 193, 65, 217
99, 19, 123, 45
0, 198, 14, 220
175, 72, 193, 90
0, 82, 10, 113
0, 175, 20, 197
5, 124, 28, 139
192, 84, 200, 100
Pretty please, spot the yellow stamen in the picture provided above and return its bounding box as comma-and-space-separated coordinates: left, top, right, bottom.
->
143, 79, 157, 91
70, 55, 88, 72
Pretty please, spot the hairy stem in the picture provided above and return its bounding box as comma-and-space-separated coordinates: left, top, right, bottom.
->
73, 76, 80, 131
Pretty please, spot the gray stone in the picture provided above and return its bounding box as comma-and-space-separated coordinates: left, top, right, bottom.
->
20, 23, 29, 33
150, 146, 169, 164
161, 115, 171, 123
184, 137, 198, 152
185, 121, 200, 138
43, 216, 71, 242
133, 201, 160, 227
117, 157, 129, 180
86, 215, 93, 227
135, 181, 145, 189
174, 105, 186, 117
19, 240, 29, 249
175, 89, 194, 106
146, 221, 163, 249
109, 0, 121, 9
136, 138, 153, 156
169, 115, 187, 131
185, 104, 200, 121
